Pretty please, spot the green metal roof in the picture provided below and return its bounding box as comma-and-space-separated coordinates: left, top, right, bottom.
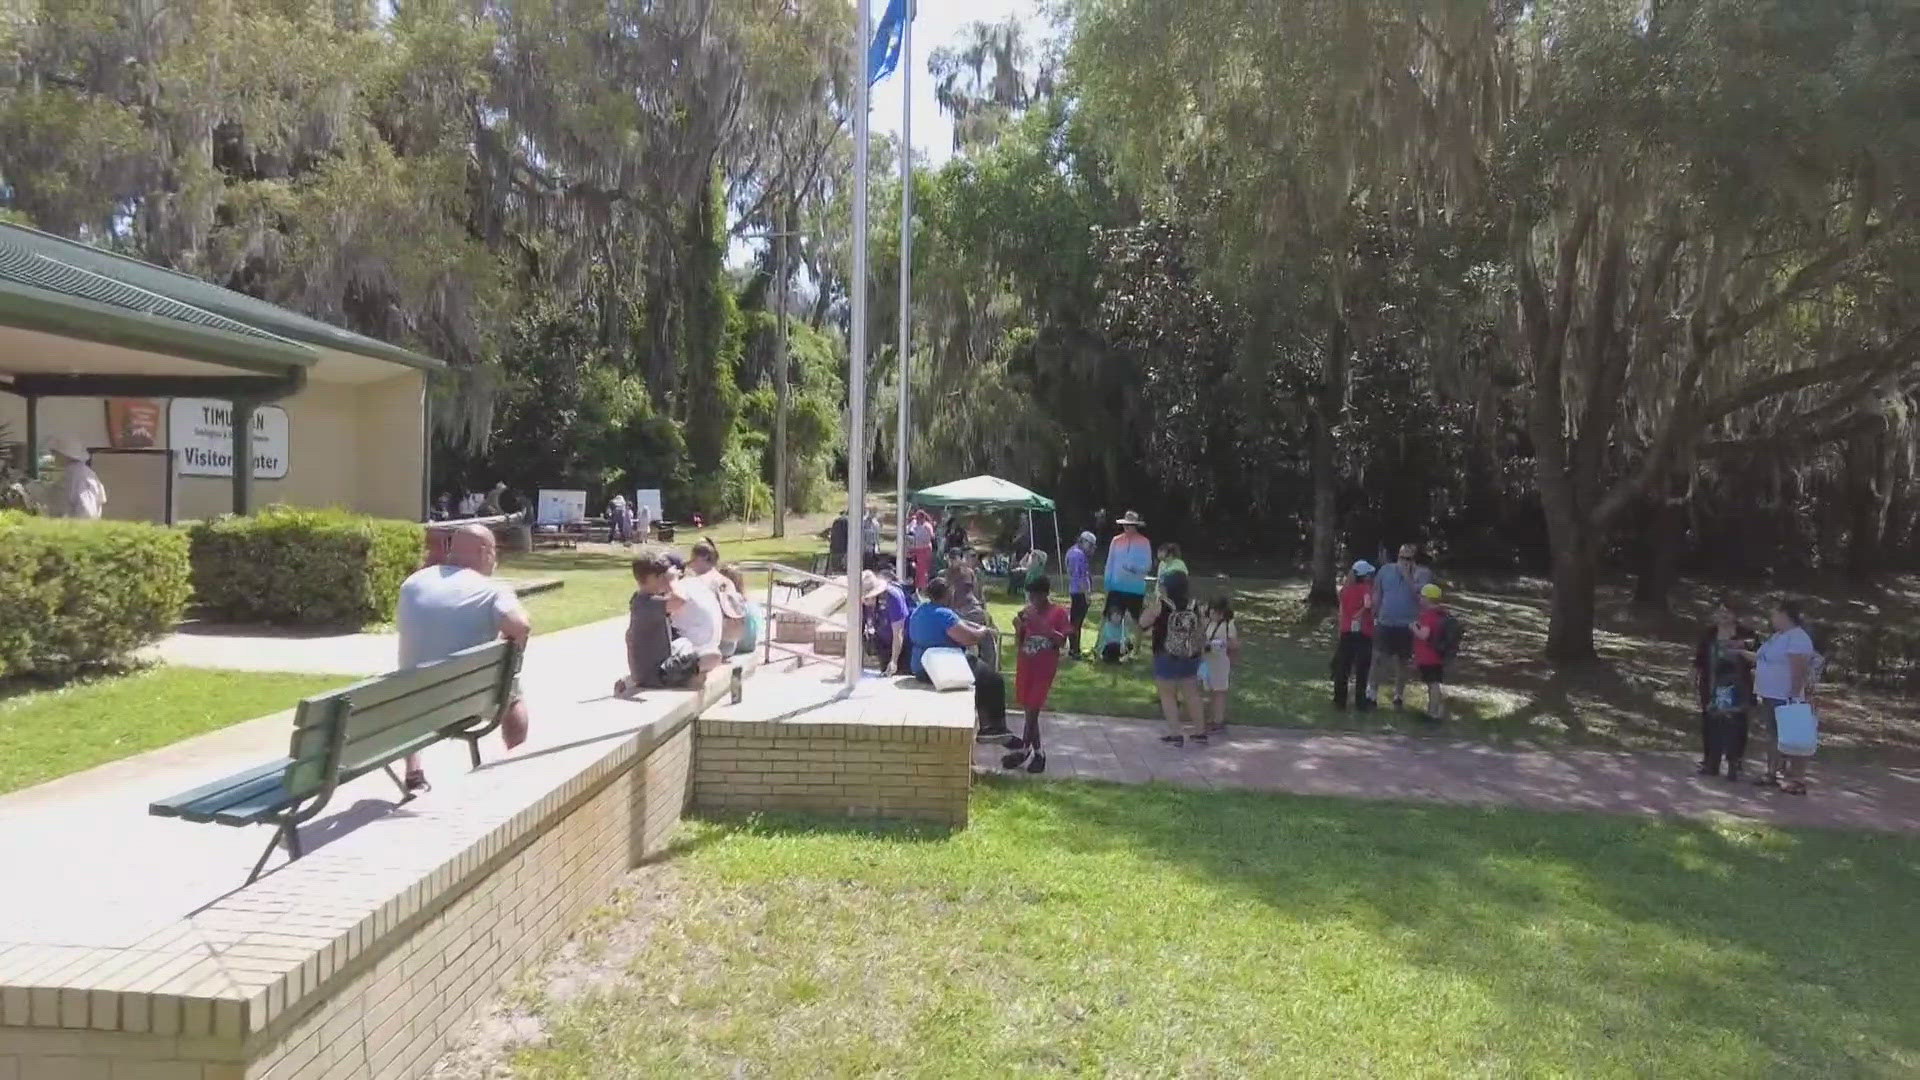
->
0, 222, 443, 373
0, 233, 319, 376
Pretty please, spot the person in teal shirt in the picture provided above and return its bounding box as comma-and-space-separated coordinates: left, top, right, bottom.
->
1103, 511, 1154, 646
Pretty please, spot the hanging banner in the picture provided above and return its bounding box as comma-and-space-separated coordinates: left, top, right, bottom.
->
169, 398, 290, 479
104, 398, 163, 449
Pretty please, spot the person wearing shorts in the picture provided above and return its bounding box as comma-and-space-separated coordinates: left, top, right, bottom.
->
1199, 595, 1238, 733
1410, 583, 1450, 722
1369, 542, 1432, 710
1103, 511, 1153, 643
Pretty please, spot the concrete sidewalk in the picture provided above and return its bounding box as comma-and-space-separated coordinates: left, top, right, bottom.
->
975, 713, 1920, 832
0, 614, 657, 952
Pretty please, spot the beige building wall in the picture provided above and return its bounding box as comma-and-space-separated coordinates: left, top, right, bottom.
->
0, 369, 426, 522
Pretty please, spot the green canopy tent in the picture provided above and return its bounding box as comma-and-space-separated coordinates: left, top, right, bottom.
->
910, 475, 1063, 579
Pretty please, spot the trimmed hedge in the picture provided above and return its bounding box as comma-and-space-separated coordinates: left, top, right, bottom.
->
0, 512, 194, 679
189, 506, 424, 627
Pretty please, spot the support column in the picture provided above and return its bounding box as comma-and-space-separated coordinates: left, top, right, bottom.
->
231, 399, 255, 515
23, 394, 39, 479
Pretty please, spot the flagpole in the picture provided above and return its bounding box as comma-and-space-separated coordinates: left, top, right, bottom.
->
846, 0, 872, 687
893, 0, 913, 585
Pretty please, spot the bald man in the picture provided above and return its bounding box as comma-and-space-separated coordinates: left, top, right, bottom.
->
397, 524, 533, 791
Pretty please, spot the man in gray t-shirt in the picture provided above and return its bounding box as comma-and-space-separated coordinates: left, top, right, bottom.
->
399, 525, 532, 791
1368, 543, 1433, 710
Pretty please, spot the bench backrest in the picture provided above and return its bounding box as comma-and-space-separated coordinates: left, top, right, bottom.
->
283, 639, 522, 801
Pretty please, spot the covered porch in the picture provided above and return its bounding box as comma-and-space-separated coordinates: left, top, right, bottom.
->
0, 222, 439, 521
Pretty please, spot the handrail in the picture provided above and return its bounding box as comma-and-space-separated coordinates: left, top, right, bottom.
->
731, 559, 854, 669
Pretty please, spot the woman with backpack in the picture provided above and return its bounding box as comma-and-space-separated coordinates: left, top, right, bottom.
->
1140, 570, 1208, 746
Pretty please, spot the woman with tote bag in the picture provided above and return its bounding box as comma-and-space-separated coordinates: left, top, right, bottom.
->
1742, 599, 1820, 796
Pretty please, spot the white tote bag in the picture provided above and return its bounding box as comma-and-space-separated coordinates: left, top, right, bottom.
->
919, 647, 976, 692
1774, 701, 1819, 757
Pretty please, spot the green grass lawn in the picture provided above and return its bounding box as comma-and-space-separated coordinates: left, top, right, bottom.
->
510, 780, 1920, 1077
979, 585, 1530, 741
0, 667, 347, 795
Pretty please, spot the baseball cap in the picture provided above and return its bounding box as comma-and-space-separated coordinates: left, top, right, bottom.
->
1351, 560, 1376, 576
1420, 583, 1443, 600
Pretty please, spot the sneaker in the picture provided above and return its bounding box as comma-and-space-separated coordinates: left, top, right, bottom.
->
1002, 736, 1028, 751
1191, 733, 1210, 746
1000, 748, 1031, 770
975, 725, 1014, 742
1392, 697, 1405, 712
1025, 752, 1047, 774
1162, 734, 1185, 747
1695, 762, 1718, 776
404, 770, 431, 795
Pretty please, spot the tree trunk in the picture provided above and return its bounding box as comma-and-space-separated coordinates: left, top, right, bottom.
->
1537, 456, 1600, 663
1632, 482, 1685, 608
1546, 535, 1601, 664
1306, 319, 1348, 605
1845, 424, 1892, 576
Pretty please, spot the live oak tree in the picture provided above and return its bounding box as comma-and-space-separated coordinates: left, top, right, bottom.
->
1392, 0, 1920, 661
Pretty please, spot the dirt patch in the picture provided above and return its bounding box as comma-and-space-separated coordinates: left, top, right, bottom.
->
424, 863, 691, 1079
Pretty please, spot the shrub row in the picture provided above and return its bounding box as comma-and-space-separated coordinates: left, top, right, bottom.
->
0, 511, 193, 679
188, 506, 424, 627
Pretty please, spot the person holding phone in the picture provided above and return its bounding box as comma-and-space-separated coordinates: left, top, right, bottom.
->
1692, 595, 1757, 780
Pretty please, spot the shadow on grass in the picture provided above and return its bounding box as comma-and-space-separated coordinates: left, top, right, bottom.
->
985, 777, 1920, 1074
988, 570, 1920, 761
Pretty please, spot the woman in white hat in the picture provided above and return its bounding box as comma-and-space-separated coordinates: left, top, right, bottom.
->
47, 436, 105, 520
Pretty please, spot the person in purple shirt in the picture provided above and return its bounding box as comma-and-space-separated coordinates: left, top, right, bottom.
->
1065, 531, 1096, 658
862, 570, 912, 675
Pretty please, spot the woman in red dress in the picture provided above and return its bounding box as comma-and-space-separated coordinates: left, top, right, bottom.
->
1004, 575, 1070, 773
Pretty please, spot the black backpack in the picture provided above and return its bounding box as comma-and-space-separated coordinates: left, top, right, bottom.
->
1435, 612, 1465, 660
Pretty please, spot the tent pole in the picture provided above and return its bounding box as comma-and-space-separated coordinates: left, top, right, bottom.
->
1053, 510, 1063, 585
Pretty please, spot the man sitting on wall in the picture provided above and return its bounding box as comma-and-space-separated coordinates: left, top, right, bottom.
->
396, 524, 533, 793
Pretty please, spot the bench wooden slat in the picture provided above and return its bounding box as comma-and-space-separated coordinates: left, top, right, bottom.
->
340, 666, 504, 746
148, 759, 290, 819
290, 642, 510, 728
335, 691, 504, 776
208, 778, 300, 826
164, 766, 296, 824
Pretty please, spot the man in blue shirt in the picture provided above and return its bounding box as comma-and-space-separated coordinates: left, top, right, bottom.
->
1368, 542, 1433, 711
908, 579, 1010, 739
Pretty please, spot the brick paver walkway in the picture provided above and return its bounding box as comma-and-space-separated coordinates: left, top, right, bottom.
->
973, 713, 1920, 832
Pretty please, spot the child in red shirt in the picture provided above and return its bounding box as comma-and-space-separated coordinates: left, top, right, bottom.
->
1005, 574, 1070, 773
1332, 560, 1376, 709
1410, 583, 1451, 722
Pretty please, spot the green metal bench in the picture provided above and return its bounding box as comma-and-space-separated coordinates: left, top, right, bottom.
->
149, 639, 525, 884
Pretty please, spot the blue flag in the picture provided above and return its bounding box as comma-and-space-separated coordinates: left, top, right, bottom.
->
868, 0, 908, 85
